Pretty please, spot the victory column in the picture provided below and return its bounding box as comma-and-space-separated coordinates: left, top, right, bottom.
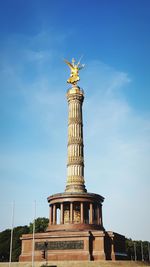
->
19, 58, 126, 262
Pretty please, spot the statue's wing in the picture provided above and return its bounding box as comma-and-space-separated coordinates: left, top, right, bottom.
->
64, 59, 74, 70
78, 64, 85, 70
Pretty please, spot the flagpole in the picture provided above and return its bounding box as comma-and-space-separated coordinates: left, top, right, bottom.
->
9, 201, 15, 267
32, 200, 36, 267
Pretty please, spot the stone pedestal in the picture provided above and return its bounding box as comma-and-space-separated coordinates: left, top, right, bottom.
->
20, 191, 126, 261
19, 229, 126, 261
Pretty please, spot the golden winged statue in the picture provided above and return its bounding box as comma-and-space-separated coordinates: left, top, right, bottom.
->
64, 57, 85, 85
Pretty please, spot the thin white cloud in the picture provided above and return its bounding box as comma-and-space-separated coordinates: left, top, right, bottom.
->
82, 61, 150, 240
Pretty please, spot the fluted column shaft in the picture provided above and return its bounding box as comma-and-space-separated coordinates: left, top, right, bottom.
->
49, 205, 53, 225
80, 202, 84, 223
53, 204, 56, 225
70, 202, 73, 223
89, 203, 93, 224
65, 86, 86, 193
60, 203, 64, 224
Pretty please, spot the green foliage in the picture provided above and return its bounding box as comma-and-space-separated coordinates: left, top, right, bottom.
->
126, 238, 150, 261
29, 217, 49, 233
0, 229, 11, 261
12, 226, 29, 261
0, 226, 29, 262
0, 217, 49, 262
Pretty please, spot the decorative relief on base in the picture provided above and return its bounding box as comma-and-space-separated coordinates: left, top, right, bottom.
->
35, 241, 84, 250
73, 203, 81, 223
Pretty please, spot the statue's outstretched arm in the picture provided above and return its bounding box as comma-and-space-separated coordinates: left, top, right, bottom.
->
64, 59, 74, 70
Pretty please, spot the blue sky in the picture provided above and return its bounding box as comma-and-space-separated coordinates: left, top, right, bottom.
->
0, 0, 150, 241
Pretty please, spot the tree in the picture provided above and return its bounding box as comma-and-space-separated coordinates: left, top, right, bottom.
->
12, 226, 29, 261
29, 217, 49, 233
126, 238, 134, 260
0, 217, 49, 262
0, 226, 29, 262
126, 238, 150, 261
0, 229, 11, 262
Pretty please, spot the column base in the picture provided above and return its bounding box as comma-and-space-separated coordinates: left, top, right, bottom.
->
65, 184, 87, 193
